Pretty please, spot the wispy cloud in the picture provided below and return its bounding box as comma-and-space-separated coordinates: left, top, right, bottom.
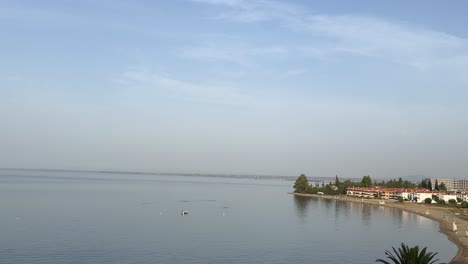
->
180, 42, 291, 67
282, 69, 306, 77
180, 42, 252, 66
192, 0, 468, 72
307, 15, 468, 69
192, 0, 302, 23
119, 70, 255, 106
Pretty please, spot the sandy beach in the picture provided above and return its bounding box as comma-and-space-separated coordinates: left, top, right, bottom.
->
291, 193, 468, 264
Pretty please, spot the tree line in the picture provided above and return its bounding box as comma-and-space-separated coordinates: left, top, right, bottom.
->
421, 179, 447, 191
293, 174, 419, 195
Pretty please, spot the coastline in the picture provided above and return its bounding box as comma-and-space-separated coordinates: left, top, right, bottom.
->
290, 192, 468, 264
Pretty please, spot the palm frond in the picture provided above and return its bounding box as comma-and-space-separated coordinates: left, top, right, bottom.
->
376, 243, 440, 264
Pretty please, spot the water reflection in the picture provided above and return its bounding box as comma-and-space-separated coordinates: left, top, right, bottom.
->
293, 195, 312, 220
293, 197, 431, 233
294, 196, 454, 262
323, 197, 332, 209
361, 204, 372, 228
335, 199, 347, 217
292, 195, 453, 263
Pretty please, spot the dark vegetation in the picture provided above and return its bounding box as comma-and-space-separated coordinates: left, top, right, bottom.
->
293, 174, 417, 196
376, 243, 441, 264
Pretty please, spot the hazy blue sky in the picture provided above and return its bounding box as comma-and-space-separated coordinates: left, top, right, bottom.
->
1, 0, 468, 178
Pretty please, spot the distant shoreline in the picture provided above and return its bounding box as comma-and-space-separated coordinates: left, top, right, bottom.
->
0, 167, 300, 181
290, 192, 468, 264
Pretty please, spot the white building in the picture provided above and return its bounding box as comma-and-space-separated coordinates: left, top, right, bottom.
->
414, 192, 435, 204
439, 194, 457, 203
456, 193, 468, 202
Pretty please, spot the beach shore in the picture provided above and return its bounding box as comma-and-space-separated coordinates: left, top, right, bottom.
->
291, 193, 468, 264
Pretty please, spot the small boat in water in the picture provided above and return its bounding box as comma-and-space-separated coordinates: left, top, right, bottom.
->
181, 210, 189, 215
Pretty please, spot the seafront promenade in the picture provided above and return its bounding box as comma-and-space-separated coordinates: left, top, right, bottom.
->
291, 193, 468, 264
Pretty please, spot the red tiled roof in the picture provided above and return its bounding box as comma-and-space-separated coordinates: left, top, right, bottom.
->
347, 187, 436, 193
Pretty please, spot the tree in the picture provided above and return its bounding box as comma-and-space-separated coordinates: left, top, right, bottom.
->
434, 179, 439, 191
427, 180, 432, 191
293, 174, 310, 193
448, 199, 456, 204
335, 175, 340, 186
424, 198, 432, 204
439, 182, 447, 191
340, 179, 353, 195
376, 243, 440, 264
361, 175, 372, 187
421, 179, 427, 189
397, 177, 403, 188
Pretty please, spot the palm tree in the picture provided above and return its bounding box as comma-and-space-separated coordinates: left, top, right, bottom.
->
376, 243, 442, 264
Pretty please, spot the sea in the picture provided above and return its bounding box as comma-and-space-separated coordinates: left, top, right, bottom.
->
0, 169, 458, 264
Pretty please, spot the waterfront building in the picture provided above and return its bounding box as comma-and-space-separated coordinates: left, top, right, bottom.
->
439, 194, 457, 203
346, 187, 435, 203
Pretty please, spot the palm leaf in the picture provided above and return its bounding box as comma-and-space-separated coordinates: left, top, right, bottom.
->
376, 243, 441, 264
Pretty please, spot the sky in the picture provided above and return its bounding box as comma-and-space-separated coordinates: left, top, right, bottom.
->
1, 0, 468, 178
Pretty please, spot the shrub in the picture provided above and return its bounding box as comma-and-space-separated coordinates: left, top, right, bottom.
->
397, 197, 404, 203
449, 199, 457, 204
461, 201, 468, 208
424, 198, 432, 204
437, 199, 446, 205
457, 197, 462, 203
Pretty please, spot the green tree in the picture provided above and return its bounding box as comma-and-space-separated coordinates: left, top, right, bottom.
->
397, 177, 403, 188
335, 175, 340, 186
439, 182, 447, 191
434, 179, 439, 191
361, 175, 372, 187
376, 243, 440, 264
424, 198, 432, 204
448, 199, 456, 204
293, 174, 310, 193
421, 179, 427, 189
340, 179, 354, 195
427, 180, 432, 190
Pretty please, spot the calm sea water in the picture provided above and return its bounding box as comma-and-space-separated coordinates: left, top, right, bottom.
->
0, 170, 457, 264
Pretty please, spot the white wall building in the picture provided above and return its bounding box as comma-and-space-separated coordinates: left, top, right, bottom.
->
439, 194, 457, 203
415, 192, 435, 203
